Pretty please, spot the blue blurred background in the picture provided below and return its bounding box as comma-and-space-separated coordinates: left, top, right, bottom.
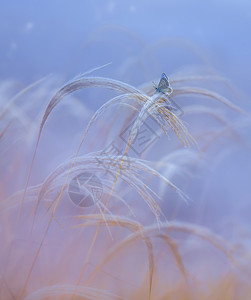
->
1, 0, 251, 95
1, 0, 251, 235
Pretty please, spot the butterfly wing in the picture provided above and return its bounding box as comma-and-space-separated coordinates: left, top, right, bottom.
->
157, 73, 170, 91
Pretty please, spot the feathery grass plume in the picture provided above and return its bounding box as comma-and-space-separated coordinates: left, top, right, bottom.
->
23, 70, 195, 228
0, 62, 251, 300
36, 152, 189, 223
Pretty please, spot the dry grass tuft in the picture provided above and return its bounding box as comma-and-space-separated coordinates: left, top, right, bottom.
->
0, 62, 250, 300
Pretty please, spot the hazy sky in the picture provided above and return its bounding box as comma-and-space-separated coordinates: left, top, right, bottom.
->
1, 0, 251, 95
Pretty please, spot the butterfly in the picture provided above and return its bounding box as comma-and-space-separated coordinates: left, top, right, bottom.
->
153, 73, 183, 116
153, 73, 173, 95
